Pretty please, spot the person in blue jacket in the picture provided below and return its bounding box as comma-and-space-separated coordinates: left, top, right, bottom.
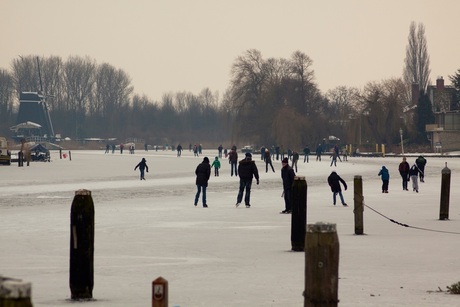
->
378, 166, 390, 193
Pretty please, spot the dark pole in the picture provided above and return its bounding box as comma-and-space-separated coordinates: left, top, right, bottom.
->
291, 176, 307, 251
70, 189, 94, 300
304, 222, 339, 307
353, 175, 364, 235
439, 163, 451, 220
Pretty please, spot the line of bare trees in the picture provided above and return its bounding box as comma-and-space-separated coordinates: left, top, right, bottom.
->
1, 20, 451, 150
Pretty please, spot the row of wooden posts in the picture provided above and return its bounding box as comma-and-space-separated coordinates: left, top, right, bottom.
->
1, 164, 451, 306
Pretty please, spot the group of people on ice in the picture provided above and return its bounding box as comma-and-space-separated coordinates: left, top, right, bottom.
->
377, 155, 427, 194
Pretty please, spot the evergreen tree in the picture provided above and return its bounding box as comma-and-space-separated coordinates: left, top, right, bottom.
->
416, 92, 434, 142
449, 69, 460, 109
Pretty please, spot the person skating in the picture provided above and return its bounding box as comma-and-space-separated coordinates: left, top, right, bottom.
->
264, 149, 275, 173
327, 171, 348, 206
378, 166, 390, 193
228, 148, 238, 176
398, 157, 410, 191
303, 145, 310, 163
316, 144, 322, 161
281, 157, 295, 214
194, 157, 211, 207
211, 156, 221, 176
291, 151, 299, 172
415, 155, 427, 182
409, 164, 421, 193
236, 152, 259, 208
134, 158, 149, 180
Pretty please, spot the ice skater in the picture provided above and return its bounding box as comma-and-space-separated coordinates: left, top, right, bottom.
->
211, 156, 221, 176
134, 158, 149, 180
327, 171, 348, 206
194, 157, 211, 207
378, 166, 390, 193
409, 164, 421, 193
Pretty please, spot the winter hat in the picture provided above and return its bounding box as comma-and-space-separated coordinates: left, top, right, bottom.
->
245, 152, 252, 158
203, 157, 209, 163
215, 156, 218, 160
282, 157, 288, 164
141, 158, 146, 162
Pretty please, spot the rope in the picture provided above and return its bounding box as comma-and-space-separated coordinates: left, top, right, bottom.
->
354, 196, 460, 235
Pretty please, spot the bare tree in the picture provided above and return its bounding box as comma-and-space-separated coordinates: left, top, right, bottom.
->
0, 69, 15, 130
403, 21, 431, 95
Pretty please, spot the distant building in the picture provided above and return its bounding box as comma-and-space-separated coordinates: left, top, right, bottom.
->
425, 77, 460, 152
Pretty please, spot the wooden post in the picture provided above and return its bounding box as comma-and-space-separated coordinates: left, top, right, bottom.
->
70, 189, 94, 300
353, 175, 364, 235
69, 151, 72, 161
304, 222, 339, 307
375, 144, 378, 153
152, 277, 168, 307
439, 163, 451, 220
59, 148, 62, 159
18, 151, 23, 167
291, 176, 307, 251
0, 277, 33, 307
381, 144, 385, 157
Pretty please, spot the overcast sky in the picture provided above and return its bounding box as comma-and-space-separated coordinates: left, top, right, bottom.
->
2, 0, 460, 102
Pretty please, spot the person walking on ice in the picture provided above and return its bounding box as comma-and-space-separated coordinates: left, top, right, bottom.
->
134, 158, 149, 180
398, 157, 410, 191
194, 157, 211, 207
236, 152, 259, 208
409, 164, 421, 193
211, 156, 221, 176
281, 157, 295, 214
416, 155, 427, 182
327, 171, 348, 206
378, 166, 390, 193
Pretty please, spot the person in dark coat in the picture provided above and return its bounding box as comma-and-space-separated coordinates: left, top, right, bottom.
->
134, 158, 149, 180
264, 149, 275, 173
194, 157, 211, 207
316, 144, 322, 161
415, 155, 427, 182
378, 166, 390, 193
236, 152, 259, 208
291, 151, 299, 172
228, 148, 238, 176
281, 157, 296, 213
327, 171, 348, 206
303, 145, 310, 163
398, 157, 410, 191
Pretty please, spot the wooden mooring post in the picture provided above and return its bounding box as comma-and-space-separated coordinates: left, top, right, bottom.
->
304, 222, 339, 307
152, 277, 168, 307
439, 163, 451, 220
69, 189, 95, 300
353, 175, 364, 235
291, 176, 307, 251
0, 277, 33, 307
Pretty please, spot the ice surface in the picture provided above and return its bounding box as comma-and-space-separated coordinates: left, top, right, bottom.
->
2, 149, 460, 306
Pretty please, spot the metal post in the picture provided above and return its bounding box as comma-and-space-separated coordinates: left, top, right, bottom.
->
440, 163, 451, 220
399, 128, 404, 155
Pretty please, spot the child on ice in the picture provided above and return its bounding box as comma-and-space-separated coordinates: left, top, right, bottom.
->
211, 156, 221, 176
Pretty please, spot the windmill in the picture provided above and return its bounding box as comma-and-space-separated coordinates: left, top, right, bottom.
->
14, 57, 55, 140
